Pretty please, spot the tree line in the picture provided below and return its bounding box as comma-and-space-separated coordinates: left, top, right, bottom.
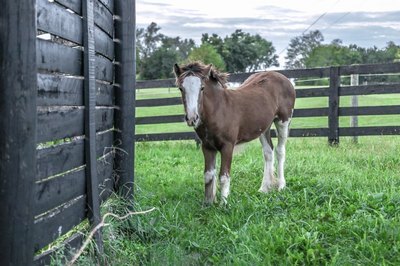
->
136, 23, 400, 80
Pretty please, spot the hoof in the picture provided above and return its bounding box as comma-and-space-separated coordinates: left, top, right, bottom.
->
278, 181, 286, 191
258, 187, 271, 193
204, 195, 217, 205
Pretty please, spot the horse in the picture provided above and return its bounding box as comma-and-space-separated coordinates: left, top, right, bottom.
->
173, 62, 296, 204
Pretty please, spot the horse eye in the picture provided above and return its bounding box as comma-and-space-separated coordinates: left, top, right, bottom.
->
178, 87, 183, 92
201, 86, 204, 91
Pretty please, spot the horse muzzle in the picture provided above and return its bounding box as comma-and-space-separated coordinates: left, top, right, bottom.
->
185, 114, 200, 127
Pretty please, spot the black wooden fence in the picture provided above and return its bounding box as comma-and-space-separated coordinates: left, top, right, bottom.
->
0, 0, 135, 265
135, 62, 400, 143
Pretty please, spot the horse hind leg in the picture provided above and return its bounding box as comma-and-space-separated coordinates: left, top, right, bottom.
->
274, 119, 290, 190
259, 130, 275, 193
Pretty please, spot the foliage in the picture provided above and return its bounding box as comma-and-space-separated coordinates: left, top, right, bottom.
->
305, 40, 363, 68
285, 30, 324, 69
139, 46, 180, 80
305, 40, 400, 68
136, 22, 164, 60
136, 23, 195, 80
187, 43, 226, 70
203, 30, 279, 72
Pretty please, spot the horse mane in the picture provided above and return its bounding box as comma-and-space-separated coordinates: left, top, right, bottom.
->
176, 62, 229, 89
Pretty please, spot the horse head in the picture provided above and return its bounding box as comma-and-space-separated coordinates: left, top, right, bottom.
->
173, 62, 228, 127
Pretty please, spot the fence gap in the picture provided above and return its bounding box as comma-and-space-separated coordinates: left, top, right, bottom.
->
0, 0, 37, 264
328, 66, 340, 145
83, 0, 103, 253
350, 74, 359, 143
114, 0, 136, 198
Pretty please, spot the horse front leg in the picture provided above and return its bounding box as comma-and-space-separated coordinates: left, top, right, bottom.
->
202, 145, 217, 204
219, 144, 234, 204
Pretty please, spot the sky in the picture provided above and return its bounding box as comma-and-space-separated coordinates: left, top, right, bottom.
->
136, 0, 400, 67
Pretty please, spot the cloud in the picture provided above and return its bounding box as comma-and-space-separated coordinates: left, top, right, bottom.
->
136, 0, 400, 66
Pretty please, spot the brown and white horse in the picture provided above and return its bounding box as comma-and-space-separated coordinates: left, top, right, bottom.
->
173, 62, 296, 204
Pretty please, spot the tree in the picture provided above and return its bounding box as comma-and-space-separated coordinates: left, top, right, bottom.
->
305, 40, 362, 68
285, 30, 324, 69
136, 22, 196, 79
187, 43, 226, 70
202, 30, 279, 72
140, 46, 180, 80
141, 22, 164, 59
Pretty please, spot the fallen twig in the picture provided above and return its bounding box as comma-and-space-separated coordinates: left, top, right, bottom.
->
67, 207, 156, 266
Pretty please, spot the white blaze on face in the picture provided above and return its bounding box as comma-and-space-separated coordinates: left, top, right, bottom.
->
182, 76, 202, 126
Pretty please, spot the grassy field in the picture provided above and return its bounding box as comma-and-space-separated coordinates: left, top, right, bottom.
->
69, 136, 400, 266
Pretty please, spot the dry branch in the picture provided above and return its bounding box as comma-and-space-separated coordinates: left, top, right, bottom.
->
67, 207, 156, 266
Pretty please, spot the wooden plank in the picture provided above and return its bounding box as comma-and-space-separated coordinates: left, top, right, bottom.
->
289, 128, 329, 137
37, 74, 114, 106
227, 67, 331, 83
136, 114, 184, 125
37, 74, 83, 106
36, 130, 113, 181
340, 62, 400, 76
37, 108, 114, 143
33, 196, 87, 252
37, 0, 114, 60
98, 0, 114, 13
136, 97, 182, 107
328, 67, 340, 145
135, 109, 330, 124
135, 128, 330, 142
37, 107, 83, 143
136, 132, 197, 142
34, 152, 114, 216
95, 54, 113, 82
293, 108, 329, 117
83, 0, 103, 252
37, 40, 112, 81
114, 0, 136, 197
35, 167, 85, 216
96, 83, 114, 106
0, 1, 37, 264
339, 105, 400, 116
339, 126, 400, 136
136, 78, 176, 89
37, 39, 82, 76
295, 87, 329, 98
37, 0, 82, 44
55, 0, 81, 14
33, 233, 83, 266
94, 26, 114, 60
94, 0, 113, 37
339, 83, 400, 96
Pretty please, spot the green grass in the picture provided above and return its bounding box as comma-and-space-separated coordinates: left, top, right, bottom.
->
70, 137, 400, 265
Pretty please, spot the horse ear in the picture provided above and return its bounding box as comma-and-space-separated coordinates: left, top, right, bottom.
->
173, 63, 181, 77
205, 64, 213, 78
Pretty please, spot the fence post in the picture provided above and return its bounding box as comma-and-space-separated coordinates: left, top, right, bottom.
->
350, 74, 359, 143
328, 66, 340, 145
114, 0, 136, 197
0, 0, 37, 264
83, 0, 103, 252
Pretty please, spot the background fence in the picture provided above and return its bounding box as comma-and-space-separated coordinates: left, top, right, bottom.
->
135, 62, 400, 144
0, 0, 135, 265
